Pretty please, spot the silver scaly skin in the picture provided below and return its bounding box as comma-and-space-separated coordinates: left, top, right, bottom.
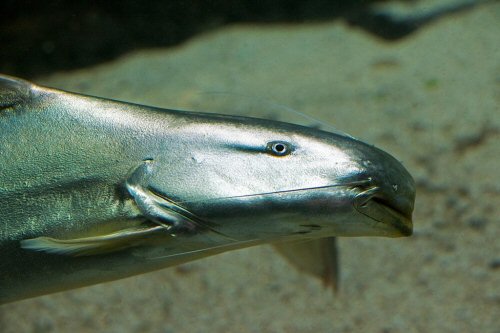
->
0, 75, 415, 304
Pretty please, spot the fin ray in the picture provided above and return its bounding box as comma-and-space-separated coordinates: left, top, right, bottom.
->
20, 225, 165, 256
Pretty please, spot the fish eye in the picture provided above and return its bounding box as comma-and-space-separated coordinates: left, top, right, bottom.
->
266, 141, 292, 156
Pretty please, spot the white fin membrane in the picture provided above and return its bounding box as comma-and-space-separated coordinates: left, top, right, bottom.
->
175, 91, 355, 139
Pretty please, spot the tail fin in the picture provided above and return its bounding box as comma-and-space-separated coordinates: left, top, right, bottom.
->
0, 74, 32, 110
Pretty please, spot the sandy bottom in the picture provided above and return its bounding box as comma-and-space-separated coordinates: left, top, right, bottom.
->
1, 1, 499, 332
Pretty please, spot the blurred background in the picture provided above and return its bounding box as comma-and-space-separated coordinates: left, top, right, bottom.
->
0, 0, 487, 77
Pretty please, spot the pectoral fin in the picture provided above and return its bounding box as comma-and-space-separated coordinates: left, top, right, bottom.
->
20, 225, 164, 256
20, 160, 223, 257
126, 159, 218, 235
272, 237, 339, 290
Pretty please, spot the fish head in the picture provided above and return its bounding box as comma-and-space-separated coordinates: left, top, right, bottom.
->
175, 116, 415, 241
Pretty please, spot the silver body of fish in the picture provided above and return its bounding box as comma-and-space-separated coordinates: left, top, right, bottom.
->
0, 75, 415, 304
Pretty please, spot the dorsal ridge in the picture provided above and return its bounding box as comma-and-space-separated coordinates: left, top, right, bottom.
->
0, 74, 33, 110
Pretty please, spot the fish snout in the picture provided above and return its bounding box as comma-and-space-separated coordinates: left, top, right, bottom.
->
354, 146, 416, 237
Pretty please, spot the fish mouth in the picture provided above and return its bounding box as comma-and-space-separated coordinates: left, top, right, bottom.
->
371, 197, 413, 236
354, 188, 414, 237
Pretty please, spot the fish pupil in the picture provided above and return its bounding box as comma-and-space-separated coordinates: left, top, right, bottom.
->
267, 141, 292, 156
274, 144, 285, 152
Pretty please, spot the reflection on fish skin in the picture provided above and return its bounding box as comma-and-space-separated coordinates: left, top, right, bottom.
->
0, 74, 415, 304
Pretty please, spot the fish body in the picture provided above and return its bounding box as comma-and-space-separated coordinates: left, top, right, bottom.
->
0, 75, 415, 304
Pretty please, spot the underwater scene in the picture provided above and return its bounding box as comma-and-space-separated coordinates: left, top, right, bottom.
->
1, 0, 499, 332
